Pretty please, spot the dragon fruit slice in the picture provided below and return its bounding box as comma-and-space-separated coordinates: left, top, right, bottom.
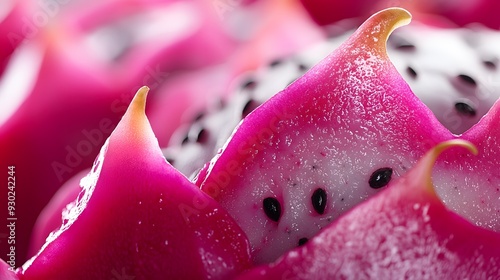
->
194, 7, 461, 264
18, 87, 252, 279
237, 140, 500, 279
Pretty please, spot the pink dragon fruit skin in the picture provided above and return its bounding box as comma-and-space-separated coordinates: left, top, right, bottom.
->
236, 140, 500, 279
0, 0, 269, 262
195, 7, 457, 263
0, 39, 124, 264
18, 87, 252, 279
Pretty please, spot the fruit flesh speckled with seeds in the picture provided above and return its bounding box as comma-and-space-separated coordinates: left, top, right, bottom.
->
236, 140, 500, 280
190, 6, 500, 264
195, 8, 459, 264
388, 23, 500, 135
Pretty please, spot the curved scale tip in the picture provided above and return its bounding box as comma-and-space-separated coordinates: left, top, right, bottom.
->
375, 7, 412, 36
354, 7, 412, 56
418, 139, 477, 193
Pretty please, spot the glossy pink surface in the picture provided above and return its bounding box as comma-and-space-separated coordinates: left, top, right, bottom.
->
19, 88, 252, 279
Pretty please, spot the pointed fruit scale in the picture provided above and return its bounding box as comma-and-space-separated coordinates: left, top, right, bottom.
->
18, 87, 252, 280
237, 140, 500, 279
0, 41, 123, 263
196, 8, 455, 263
1, 0, 240, 262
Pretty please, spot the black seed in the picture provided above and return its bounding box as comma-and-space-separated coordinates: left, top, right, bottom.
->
406, 66, 417, 79
193, 112, 205, 121
263, 197, 281, 222
457, 74, 477, 87
297, 63, 309, 71
269, 59, 283, 67
396, 43, 416, 50
483, 60, 497, 69
196, 128, 208, 143
241, 79, 257, 90
311, 188, 327, 214
298, 238, 308, 246
181, 135, 189, 145
369, 167, 393, 189
242, 99, 260, 118
455, 102, 476, 117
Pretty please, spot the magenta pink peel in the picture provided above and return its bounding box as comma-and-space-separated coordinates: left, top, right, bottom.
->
19, 87, 252, 280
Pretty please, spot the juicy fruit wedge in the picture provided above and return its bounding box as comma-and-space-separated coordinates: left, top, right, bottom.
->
19, 87, 252, 279
196, 7, 453, 264
237, 140, 500, 279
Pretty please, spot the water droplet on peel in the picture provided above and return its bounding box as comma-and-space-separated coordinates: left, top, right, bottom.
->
164, 240, 169, 246
422, 204, 430, 223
